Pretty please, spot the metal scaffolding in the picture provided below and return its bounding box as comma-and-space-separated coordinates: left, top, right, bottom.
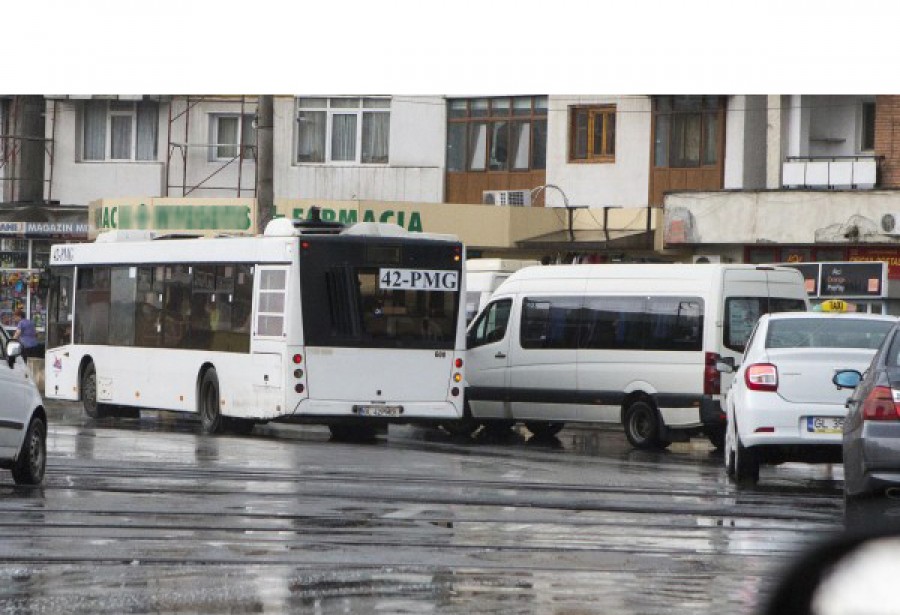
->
165, 95, 258, 198
0, 97, 55, 203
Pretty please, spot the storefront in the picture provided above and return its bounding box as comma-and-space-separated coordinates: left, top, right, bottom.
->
0, 204, 89, 339
780, 261, 896, 314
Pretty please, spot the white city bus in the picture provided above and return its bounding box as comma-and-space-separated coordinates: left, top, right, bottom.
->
44, 218, 466, 438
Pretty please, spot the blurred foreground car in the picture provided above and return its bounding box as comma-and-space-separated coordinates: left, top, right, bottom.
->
723, 310, 895, 485
0, 333, 46, 485
834, 318, 900, 508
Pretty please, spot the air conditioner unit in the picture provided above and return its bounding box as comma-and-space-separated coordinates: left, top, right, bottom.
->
881, 212, 900, 236
482, 190, 532, 207
692, 255, 722, 264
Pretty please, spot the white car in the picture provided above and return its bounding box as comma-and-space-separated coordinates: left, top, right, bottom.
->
0, 335, 46, 485
723, 311, 896, 485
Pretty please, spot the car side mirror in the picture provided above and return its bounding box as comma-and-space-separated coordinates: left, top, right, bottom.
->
833, 369, 862, 390
6, 340, 21, 368
716, 356, 736, 373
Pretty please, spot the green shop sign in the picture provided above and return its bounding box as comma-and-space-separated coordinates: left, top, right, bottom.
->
285, 207, 423, 233
95, 204, 253, 231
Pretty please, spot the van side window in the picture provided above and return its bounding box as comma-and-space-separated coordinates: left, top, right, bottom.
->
724, 297, 807, 353
469, 299, 512, 348
580, 296, 703, 351
581, 297, 645, 350
520, 297, 583, 349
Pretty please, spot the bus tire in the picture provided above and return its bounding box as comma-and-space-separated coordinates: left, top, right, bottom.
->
12, 416, 46, 485
525, 421, 564, 438
81, 363, 100, 419
441, 418, 480, 438
623, 401, 665, 450
481, 420, 515, 436
199, 368, 224, 435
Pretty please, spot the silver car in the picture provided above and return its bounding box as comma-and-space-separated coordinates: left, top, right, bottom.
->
0, 331, 47, 485
835, 320, 900, 504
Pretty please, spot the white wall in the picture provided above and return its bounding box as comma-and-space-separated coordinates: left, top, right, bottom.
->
274, 95, 444, 203
724, 95, 767, 189
45, 99, 167, 205
545, 95, 651, 208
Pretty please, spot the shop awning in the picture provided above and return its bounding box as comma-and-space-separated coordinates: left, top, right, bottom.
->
517, 228, 653, 251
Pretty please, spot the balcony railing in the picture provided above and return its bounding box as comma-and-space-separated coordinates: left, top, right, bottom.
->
782, 155, 879, 190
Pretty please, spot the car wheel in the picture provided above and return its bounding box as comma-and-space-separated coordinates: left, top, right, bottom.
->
11, 416, 46, 485
81, 363, 100, 419
199, 368, 224, 434
623, 401, 665, 450
734, 433, 760, 485
525, 421, 565, 438
724, 418, 736, 478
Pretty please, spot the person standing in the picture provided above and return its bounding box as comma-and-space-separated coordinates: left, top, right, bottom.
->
13, 308, 39, 362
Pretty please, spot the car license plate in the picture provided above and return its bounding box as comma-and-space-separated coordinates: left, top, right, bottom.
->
806, 416, 844, 434
354, 405, 403, 417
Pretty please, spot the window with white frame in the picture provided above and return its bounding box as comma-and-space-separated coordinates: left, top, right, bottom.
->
209, 114, 256, 161
295, 97, 390, 164
82, 99, 159, 161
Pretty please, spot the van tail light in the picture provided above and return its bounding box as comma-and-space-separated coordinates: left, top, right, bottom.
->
745, 363, 778, 392
861, 386, 900, 421
704, 352, 721, 395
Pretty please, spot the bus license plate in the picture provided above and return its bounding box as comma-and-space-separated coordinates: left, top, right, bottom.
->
355, 405, 403, 417
806, 416, 844, 434
379, 268, 459, 291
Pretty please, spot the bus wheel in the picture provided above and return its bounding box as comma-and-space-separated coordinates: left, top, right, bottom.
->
199, 368, 224, 434
81, 363, 100, 419
623, 401, 665, 450
525, 421, 564, 439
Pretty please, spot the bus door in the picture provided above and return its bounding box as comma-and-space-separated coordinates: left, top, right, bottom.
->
251, 266, 287, 409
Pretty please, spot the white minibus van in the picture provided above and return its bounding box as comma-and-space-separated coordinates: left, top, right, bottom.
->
465, 259, 539, 323
463, 264, 809, 449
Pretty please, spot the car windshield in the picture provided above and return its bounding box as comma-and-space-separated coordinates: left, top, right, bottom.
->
766, 318, 894, 350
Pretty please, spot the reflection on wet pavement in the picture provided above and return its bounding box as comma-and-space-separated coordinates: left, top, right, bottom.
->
0, 401, 845, 614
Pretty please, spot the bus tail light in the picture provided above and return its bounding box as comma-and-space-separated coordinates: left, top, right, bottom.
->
704, 352, 721, 395
862, 386, 900, 421
292, 354, 303, 364
455, 358, 463, 369
745, 363, 778, 392
295, 384, 305, 394
451, 387, 460, 397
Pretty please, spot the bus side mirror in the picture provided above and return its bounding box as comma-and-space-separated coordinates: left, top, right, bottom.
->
6, 341, 22, 369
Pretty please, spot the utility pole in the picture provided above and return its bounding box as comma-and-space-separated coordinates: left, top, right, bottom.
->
255, 95, 274, 233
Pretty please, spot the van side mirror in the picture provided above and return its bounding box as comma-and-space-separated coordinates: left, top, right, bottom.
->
6, 340, 22, 368
716, 356, 736, 373
833, 369, 862, 390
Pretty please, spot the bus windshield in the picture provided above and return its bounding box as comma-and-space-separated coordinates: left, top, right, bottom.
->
300, 236, 462, 350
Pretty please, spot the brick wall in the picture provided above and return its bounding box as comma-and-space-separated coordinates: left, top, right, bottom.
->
875, 96, 900, 188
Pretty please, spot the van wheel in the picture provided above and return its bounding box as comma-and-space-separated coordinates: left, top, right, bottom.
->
11, 416, 46, 485
199, 368, 224, 434
81, 363, 100, 419
734, 435, 760, 485
525, 421, 564, 438
623, 401, 665, 450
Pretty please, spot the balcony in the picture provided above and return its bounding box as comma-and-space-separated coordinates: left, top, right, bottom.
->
783, 156, 878, 190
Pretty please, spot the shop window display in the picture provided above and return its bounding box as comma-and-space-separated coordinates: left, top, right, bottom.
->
0, 239, 50, 340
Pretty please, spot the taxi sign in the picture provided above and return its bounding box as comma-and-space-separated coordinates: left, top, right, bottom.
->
819, 299, 850, 312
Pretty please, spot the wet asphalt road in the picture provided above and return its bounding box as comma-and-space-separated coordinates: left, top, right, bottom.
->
0, 401, 844, 614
